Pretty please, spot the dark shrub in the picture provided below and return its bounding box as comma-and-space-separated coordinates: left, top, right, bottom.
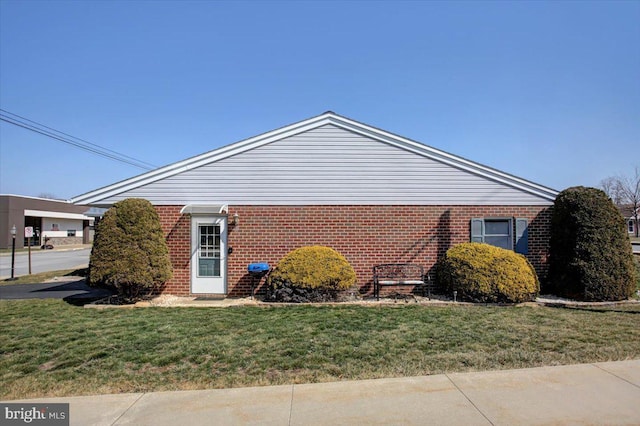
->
547, 186, 637, 301
266, 282, 344, 303
267, 246, 356, 303
437, 242, 539, 303
88, 198, 172, 301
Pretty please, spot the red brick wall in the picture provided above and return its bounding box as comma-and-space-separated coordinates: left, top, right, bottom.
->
156, 206, 191, 295
157, 205, 552, 297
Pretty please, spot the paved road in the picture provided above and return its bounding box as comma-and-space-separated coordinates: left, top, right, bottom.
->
0, 248, 90, 278
0, 279, 112, 302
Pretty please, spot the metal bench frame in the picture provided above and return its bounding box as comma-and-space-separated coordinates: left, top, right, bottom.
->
373, 263, 425, 301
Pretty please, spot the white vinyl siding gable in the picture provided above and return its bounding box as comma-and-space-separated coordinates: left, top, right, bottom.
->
96, 125, 553, 206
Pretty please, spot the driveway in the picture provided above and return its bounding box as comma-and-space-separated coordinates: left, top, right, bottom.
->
0, 279, 112, 304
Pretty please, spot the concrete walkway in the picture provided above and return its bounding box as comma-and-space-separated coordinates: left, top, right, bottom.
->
4, 360, 639, 425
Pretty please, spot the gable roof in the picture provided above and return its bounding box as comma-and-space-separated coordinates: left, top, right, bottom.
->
70, 111, 558, 206
618, 205, 639, 218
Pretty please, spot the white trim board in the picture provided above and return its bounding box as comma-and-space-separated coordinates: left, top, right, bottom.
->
24, 209, 93, 221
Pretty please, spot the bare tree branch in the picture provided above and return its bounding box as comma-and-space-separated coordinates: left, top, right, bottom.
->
602, 167, 640, 237
600, 177, 624, 204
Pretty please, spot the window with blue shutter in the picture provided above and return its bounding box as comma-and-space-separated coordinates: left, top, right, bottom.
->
470, 218, 484, 243
471, 218, 519, 251
515, 218, 529, 254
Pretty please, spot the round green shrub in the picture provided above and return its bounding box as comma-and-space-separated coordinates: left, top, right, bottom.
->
88, 198, 172, 301
547, 186, 637, 301
437, 242, 539, 303
267, 246, 356, 302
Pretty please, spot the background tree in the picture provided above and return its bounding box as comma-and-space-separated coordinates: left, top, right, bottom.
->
547, 186, 636, 301
88, 198, 172, 301
599, 167, 639, 237
599, 177, 624, 204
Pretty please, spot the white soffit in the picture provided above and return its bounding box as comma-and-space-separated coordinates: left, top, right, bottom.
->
24, 209, 92, 221
180, 204, 228, 215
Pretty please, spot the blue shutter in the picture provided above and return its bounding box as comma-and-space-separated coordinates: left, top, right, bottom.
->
515, 218, 528, 254
471, 218, 484, 243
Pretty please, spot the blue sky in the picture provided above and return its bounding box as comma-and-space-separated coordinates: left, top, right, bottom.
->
1, 0, 638, 201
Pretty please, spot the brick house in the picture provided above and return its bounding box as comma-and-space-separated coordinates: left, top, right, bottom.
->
71, 112, 557, 297
618, 205, 639, 237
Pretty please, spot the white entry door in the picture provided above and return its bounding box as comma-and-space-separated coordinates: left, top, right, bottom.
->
191, 216, 227, 294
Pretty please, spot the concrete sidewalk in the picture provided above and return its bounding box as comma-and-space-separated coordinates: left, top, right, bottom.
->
5, 360, 640, 425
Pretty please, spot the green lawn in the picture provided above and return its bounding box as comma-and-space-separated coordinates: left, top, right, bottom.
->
1, 300, 639, 400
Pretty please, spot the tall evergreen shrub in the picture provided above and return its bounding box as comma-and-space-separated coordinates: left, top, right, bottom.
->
89, 198, 172, 301
547, 186, 636, 301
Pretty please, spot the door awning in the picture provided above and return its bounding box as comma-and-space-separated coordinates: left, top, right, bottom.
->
180, 204, 228, 215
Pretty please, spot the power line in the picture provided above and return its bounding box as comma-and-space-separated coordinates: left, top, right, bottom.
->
0, 109, 157, 170
0, 115, 155, 170
1, 108, 157, 169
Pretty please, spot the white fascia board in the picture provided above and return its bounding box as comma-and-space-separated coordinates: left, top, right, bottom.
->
24, 209, 92, 221
1, 194, 69, 203
325, 115, 559, 201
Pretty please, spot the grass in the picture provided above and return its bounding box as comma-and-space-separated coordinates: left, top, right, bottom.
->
1, 268, 87, 286
1, 300, 639, 400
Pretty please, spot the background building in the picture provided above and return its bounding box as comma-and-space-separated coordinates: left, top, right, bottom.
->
0, 194, 93, 249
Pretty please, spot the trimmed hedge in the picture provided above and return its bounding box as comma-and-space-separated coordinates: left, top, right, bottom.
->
88, 198, 172, 301
267, 246, 356, 302
547, 186, 637, 301
437, 242, 539, 303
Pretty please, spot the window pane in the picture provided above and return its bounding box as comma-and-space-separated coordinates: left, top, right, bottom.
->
199, 258, 221, 277
197, 223, 222, 277
485, 236, 511, 250
485, 220, 509, 235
